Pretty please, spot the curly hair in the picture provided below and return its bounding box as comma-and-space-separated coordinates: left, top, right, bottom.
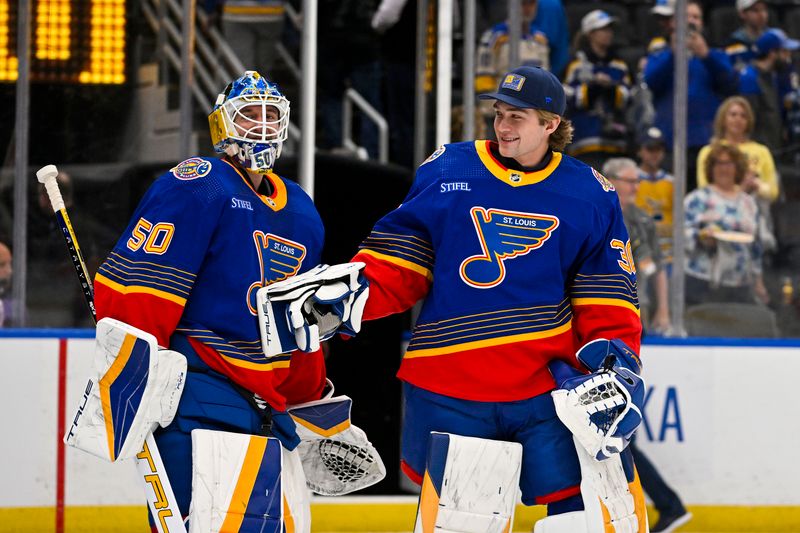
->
704, 142, 748, 185
536, 110, 574, 152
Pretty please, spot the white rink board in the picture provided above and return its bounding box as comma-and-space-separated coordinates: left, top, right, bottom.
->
63, 338, 143, 505
1, 334, 799, 510
0, 335, 144, 509
636, 343, 800, 506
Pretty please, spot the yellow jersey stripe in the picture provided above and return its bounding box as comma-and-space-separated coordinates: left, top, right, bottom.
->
571, 297, 640, 316
405, 321, 571, 359
95, 273, 188, 306
357, 249, 433, 281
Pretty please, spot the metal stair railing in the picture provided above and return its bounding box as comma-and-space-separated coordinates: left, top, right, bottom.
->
139, 0, 301, 144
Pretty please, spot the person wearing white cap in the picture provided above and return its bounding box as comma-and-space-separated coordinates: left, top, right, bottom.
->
562, 9, 631, 169
738, 27, 800, 151
725, 0, 771, 69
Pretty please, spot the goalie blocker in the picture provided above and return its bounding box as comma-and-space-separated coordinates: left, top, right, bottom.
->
257, 262, 369, 357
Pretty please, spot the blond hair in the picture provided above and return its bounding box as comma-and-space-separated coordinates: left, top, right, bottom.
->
712, 96, 754, 141
536, 109, 574, 152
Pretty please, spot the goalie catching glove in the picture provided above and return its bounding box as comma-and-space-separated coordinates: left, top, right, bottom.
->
288, 392, 386, 496
550, 338, 645, 461
257, 262, 369, 357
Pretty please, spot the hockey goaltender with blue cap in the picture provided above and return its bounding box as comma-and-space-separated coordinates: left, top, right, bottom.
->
345, 65, 652, 532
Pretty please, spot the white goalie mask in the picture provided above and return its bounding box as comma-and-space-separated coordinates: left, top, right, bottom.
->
208, 70, 290, 174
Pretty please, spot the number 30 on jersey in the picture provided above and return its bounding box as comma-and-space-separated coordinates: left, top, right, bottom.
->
610, 238, 636, 275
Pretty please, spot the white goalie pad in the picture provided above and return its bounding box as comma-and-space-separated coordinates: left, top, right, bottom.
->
64, 318, 187, 462
287, 395, 386, 496
413, 433, 522, 533
533, 436, 647, 533
189, 429, 310, 533
257, 262, 369, 357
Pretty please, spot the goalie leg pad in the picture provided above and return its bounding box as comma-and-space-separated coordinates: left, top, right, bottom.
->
413, 432, 522, 533
288, 394, 386, 495
533, 438, 648, 533
189, 429, 310, 533
64, 317, 187, 462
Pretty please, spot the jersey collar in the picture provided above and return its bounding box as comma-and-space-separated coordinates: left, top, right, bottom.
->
475, 140, 562, 186
223, 157, 288, 211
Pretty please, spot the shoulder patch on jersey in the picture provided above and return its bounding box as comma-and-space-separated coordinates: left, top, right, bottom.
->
422, 145, 446, 165
171, 158, 212, 180
592, 168, 616, 192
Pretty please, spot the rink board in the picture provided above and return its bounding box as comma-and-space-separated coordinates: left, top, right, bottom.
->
1, 331, 799, 532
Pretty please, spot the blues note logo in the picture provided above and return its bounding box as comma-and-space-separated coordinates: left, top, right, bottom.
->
460, 207, 559, 289
247, 232, 306, 314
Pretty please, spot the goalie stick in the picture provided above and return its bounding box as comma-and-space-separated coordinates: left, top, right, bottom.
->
36, 165, 186, 533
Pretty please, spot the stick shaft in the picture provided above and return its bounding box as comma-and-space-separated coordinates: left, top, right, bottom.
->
53, 208, 97, 321
46, 180, 186, 533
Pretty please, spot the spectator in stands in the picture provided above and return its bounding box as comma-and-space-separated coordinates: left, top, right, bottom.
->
726, 0, 770, 69
738, 28, 799, 152
684, 143, 769, 305
318, 0, 384, 159
603, 157, 671, 334
563, 10, 631, 170
636, 127, 675, 266
0, 240, 11, 327
697, 96, 779, 203
698, 96, 779, 252
644, 0, 739, 192
475, 0, 552, 125
478, 0, 570, 76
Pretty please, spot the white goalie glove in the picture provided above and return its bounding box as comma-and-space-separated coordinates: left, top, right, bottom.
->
550, 339, 645, 461
64, 318, 187, 462
257, 262, 369, 357
288, 390, 386, 496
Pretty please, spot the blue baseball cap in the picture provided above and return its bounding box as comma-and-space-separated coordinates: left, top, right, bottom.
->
753, 28, 800, 58
479, 66, 567, 115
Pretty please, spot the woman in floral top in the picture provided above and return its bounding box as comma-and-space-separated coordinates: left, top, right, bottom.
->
684, 142, 769, 305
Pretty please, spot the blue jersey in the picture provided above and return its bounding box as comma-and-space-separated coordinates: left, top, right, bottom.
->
96, 156, 325, 410
354, 141, 641, 402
